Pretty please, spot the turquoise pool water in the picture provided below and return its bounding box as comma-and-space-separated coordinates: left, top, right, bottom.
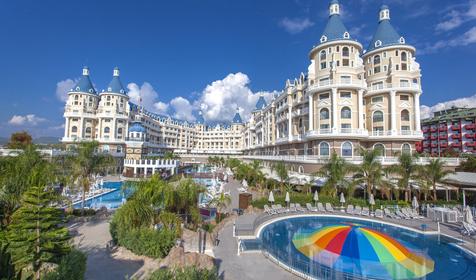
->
73, 181, 134, 209
255, 216, 476, 280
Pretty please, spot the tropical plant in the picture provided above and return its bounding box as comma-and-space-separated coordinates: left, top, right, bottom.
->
68, 141, 113, 214
459, 154, 476, 172
7, 186, 71, 280
314, 152, 353, 197
163, 151, 180, 160
273, 161, 289, 192
7, 131, 33, 149
352, 147, 386, 198
43, 249, 87, 280
386, 153, 419, 201
149, 266, 219, 280
420, 158, 454, 201
208, 191, 231, 222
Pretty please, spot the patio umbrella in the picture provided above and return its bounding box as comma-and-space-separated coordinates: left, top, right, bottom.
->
369, 194, 375, 212
268, 191, 275, 204
464, 206, 474, 224
313, 190, 319, 206
340, 192, 346, 206
285, 192, 290, 207
412, 196, 419, 210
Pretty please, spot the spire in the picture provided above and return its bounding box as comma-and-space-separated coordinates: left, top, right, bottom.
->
103, 67, 127, 95
319, 0, 351, 44
70, 66, 96, 94
255, 94, 267, 110
232, 107, 243, 124
367, 5, 406, 52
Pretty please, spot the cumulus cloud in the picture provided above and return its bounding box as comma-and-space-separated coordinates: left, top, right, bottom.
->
48, 123, 65, 130
422, 26, 476, 54
436, 1, 476, 32
420, 93, 476, 119
197, 72, 277, 122
279, 17, 314, 34
8, 114, 46, 126
154, 101, 169, 115
56, 78, 78, 102
127, 82, 170, 113
170, 97, 195, 122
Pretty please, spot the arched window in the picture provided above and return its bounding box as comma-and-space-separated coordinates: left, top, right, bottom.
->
298, 118, 303, 128
402, 143, 411, 155
85, 127, 91, 134
373, 111, 384, 122
401, 52, 407, 61
320, 50, 327, 61
342, 47, 349, 57
104, 127, 110, 133
117, 128, 123, 134
342, 141, 353, 157
374, 55, 381, 64
71, 126, 77, 133
320, 108, 330, 120
341, 107, 351, 119
102, 145, 110, 152
401, 109, 410, 121
373, 143, 385, 157
298, 166, 304, 174
320, 142, 330, 157
74, 95, 79, 100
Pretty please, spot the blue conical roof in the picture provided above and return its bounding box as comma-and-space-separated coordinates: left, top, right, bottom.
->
255, 96, 267, 110
104, 67, 127, 95
196, 111, 205, 124
367, 7, 405, 52
232, 111, 243, 124
71, 67, 96, 94
321, 14, 351, 43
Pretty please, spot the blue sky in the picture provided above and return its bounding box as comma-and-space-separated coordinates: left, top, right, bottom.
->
1, 0, 476, 137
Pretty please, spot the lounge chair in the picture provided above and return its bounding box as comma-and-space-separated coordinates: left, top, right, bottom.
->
289, 203, 296, 212
296, 203, 305, 212
317, 202, 326, 212
362, 207, 370, 216
306, 203, 317, 212
354, 206, 362, 215
264, 205, 273, 215
395, 209, 410, 219
384, 208, 399, 219
462, 222, 476, 236
346, 205, 354, 214
325, 203, 334, 212
375, 209, 384, 218
410, 208, 424, 219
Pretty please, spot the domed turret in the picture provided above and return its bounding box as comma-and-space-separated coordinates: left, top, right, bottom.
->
319, 0, 352, 44
255, 94, 267, 110
70, 66, 96, 94
232, 108, 243, 124
103, 67, 127, 95
367, 5, 407, 52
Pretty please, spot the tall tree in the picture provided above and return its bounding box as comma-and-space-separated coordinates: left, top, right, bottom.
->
386, 153, 419, 201
352, 147, 385, 198
208, 191, 231, 222
7, 186, 70, 280
314, 152, 353, 197
7, 131, 33, 149
68, 141, 113, 214
420, 158, 454, 201
273, 161, 289, 193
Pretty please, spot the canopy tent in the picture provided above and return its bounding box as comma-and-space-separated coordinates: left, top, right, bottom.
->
443, 172, 476, 207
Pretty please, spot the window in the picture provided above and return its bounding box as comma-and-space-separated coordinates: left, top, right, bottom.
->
384, 65, 388, 72
104, 127, 110, 133
320, 124, 329, 129
320, 108, 330, 120
374, 55, 381, 65
401, 52, 407, 61
373, 126, 384, 132
341, 76, 351, 84
401, 125, 410, 131
320, 62, 327, 69
320, 35, 327, 43
400, 95, 409, 101
71, 126, 77, 133
342, 47, 349, 57
395, 50, 399, 56
401, 109, 410, 121
340, 92, 351, 98
374, 55, 381, 73
320, 142, 330, 156
374, 143, 385, 157
319, 93, 329, 100
401, 63, 407, 71
402, 143, 411, 155
343, 32, 350, 39
85, 127, 92, 134
320, 50, 326, 61
342, 141, 353, 157
341, 107, 351, 119
373, 111, 384, 122
375, 40, 382, 47
396, 64, 400, 70
118, 128, 123, 134
371, 96, 383, 103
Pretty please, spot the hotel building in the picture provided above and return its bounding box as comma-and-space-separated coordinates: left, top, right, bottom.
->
62, 1, 424, 175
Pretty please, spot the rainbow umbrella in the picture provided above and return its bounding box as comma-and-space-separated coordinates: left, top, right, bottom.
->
292, 225, 434, 279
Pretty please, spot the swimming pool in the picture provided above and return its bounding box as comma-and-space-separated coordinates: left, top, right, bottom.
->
73, 181, 134, 209
256, 216, 476, 280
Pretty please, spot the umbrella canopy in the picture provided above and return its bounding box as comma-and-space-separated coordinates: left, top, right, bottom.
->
412, 196, 419, 209
313, 190, 319, 202
268, 191, 275, 203
285, 192, 290, 203
464, 206, 474, 224
242, 179, 248, 188
369, 194, 375, 206
292, 224, 434, 279
339, 192, 346, 204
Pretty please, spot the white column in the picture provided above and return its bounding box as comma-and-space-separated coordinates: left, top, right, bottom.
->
390, 90, 397, 135
64, 118, 70, 138
332, 88, 338, 133
358, 90, 364, 130
78, 118, 84, 140
308, 94, 314, 131
414, 92, 421, 132
288, 105, 293, 141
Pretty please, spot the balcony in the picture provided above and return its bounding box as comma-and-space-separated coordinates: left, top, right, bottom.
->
439, 126, 447, 132
451, 125, 461, 131
430, 136, 437, 140
440, 143, 448, 148
422, 127, 430, 133
430, 127, 437, 132
367, 82, 421, 94
307, 79, 366, 94
465, 133, 474, 139
438, 135, 448, 140
451, 134, 462, 140
450, 142, 462, 147
464, 142, 476, 147
465, 124, 476, 130
431, 144, 437, 148
423, 143, 429, 148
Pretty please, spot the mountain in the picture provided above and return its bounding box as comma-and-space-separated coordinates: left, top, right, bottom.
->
33, 137, 61, 145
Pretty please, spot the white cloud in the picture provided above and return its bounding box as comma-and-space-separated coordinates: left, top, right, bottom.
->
56, 78, 78, 102
154, 101, 169, 115
8, 114, 46, 126
279, 17, 314, 34
48, 124, 65, 130
170, 97, 195, 122
420, 93, 476, 119
435, 1, 476, 32
422, 26, 476, 54
196, 72, 277, 122
127, 82, 169, 113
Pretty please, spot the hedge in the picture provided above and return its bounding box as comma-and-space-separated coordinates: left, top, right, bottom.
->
43, 249, 87, 280
149, 266, 218, 280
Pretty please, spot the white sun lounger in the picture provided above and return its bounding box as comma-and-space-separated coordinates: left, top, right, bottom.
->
384, 208, 399, 219
354, 205, 362, 215
317, 202, 326, 212
346, 205, 354, 214
306, 203, 317, 212
375, 209, 384, 218
295, 203, 305, 212
325, 203, 334, 212
361, 207, 370, 216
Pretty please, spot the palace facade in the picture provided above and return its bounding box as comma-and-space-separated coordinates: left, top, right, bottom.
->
62, 1, 424, 174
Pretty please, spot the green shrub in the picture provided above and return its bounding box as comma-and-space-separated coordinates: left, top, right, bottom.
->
71, 208, 96, 216
115, 227, 176, 259
43, 249, 87, 280
149, 266, 218, 280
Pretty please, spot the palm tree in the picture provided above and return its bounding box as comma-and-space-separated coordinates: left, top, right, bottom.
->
273, 161, 288, 193
352, 147, 385, 198
208, 192, 231, 223
314, 152, 353, 197
420, 158, 454, 201
68, 141, 113, 215
386, 153, 419, 202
